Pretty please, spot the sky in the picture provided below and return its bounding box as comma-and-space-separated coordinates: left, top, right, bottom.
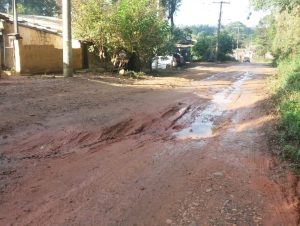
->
174, 0, 269, 27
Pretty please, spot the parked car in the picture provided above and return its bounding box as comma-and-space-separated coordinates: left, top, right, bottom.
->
152, 55, 177, 70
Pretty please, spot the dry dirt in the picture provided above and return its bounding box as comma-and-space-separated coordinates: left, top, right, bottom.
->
0, 63, 299, 226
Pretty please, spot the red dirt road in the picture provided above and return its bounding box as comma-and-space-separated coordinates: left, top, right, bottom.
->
0, 63, 299, 225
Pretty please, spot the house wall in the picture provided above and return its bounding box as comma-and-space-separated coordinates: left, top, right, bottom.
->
20, 45, 81, 73
3, 21, 82, 74
4, 48, 14, 69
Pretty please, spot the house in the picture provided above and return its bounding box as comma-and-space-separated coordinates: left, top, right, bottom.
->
0, 13, 87, 75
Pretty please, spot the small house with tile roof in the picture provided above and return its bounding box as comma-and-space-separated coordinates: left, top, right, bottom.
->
0, 13, 87, 74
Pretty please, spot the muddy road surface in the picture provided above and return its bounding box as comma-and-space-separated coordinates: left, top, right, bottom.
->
0, 63, 299, 225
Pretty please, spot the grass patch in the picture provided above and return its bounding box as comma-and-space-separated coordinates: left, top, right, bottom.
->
270, 54, 300, 169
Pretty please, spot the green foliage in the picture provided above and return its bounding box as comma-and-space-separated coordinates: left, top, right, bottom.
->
251, 0, 300, 11
0, 0, 59, 16
73, 0, 170, 71
161, 0, 182, 28
218, 31, 234, 58
253, 15, 276, 57
272, 6, 300, 59
270, 54, 300, 166
252, 1, 300, 166
192, 31, 234, 62
253, 5, 300, 60
186, 22, 253, 49
224, 22, 255, 48
192, 35, 212, 61
114, 0, 170, 67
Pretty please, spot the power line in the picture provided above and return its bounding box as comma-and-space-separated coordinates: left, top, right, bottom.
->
213, 1, 230, 62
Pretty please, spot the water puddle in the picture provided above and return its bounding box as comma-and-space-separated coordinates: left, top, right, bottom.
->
175, 72, 253, 140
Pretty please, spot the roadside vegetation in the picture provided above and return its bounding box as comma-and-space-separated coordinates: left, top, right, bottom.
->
252, 0, 300, 167
72, 0, 182, 72
188, 22, 254, 61
273, 55, 300, 166
0, 0, 59, 16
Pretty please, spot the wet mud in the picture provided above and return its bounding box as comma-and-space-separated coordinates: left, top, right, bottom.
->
0, 63, 299, 225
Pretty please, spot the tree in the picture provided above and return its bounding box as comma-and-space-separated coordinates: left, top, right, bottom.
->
218, 31, 234, 60
253, 15, 276, 57
73, 0, 170, 71
161, 0, 181, 29
0, 0, 59, 16
252, 4, 300, 59
272, 6, 300, 58
192, 31, 234, 61
192, 35, 212, 61
251, 0, 300, 11
113, 0, 170, 70
224, 22, 254, 48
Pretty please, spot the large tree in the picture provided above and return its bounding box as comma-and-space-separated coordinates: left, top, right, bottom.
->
252, 0, 300, 59
161, 0, 181, 29
73, 0, 170, 71
253, 15, 276, 57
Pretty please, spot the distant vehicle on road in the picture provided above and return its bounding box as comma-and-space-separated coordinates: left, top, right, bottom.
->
243, 57, 250, 63
152, 56, 177, 70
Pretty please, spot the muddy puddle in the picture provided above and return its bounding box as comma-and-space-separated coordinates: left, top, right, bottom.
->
175, 72, 253, 140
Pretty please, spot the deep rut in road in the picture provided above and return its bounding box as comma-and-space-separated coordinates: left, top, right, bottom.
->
0, 63, 299, 226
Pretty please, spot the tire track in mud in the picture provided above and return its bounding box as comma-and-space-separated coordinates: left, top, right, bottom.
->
1, 64, 299, 225
0, 102, 196, 225
1, 101, 194, 163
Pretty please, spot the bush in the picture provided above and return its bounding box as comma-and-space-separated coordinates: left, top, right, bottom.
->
73, 0, 170, 72
273, 54, 300, 166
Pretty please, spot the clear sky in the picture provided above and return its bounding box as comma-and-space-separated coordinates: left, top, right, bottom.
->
174, 0, 268, 27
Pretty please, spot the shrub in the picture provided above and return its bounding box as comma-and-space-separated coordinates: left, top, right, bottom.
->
273, 54, 300, 166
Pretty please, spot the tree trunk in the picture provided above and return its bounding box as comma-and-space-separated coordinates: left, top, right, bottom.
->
170, 14, 174, 30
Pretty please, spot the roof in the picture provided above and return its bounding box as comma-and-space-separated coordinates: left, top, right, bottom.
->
176, 44, 193, 48
0, 14, 8, 20
0, 13, 62, 35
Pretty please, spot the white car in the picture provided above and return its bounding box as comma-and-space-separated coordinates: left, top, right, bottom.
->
152, 56, 177, 70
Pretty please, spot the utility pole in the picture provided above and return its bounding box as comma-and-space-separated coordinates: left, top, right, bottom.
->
11, 0, 22, 74
62, 0, 73, 77
12, 0, 19, 34
234, 26, 240, 61
236, 26, 240, 49
213, 1, 230, 62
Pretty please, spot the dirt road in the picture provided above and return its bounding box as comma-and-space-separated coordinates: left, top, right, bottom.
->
0, 63, 299, 225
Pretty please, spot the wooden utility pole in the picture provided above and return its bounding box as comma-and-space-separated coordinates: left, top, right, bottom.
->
62, 0, 73, 77
213, 1, 230, 62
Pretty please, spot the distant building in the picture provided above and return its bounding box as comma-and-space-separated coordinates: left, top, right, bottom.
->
176, 35, 193, 62
233, 48, 254, 62
0, 13, 86, 75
